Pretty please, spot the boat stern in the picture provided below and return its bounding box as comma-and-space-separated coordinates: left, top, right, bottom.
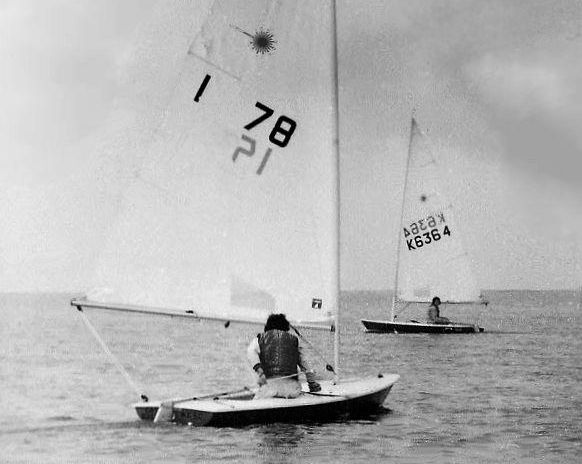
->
133, 401, 159, 421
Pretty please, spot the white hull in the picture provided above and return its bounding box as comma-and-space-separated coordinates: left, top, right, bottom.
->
134, 374, 399, 426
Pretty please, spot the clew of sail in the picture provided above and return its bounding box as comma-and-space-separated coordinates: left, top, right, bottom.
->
84, 0, 337, 329
396, 118, 481, 304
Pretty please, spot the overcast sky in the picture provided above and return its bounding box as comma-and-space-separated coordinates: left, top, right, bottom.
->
1, 0, 581, 292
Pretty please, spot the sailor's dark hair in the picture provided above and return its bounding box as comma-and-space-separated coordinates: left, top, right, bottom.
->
264, 313, 290, 332
432, 296, 441, 305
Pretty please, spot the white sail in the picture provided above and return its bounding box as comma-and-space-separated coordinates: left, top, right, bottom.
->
86, 0, 338, 328
395, 118, 481, 304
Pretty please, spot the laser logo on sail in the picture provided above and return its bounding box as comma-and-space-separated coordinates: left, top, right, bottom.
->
230, 24, 277, 55
250, 29, 277, 54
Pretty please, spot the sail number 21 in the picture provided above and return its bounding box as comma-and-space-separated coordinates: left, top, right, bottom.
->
233, 101, 297, 175
403, 212, 451, 251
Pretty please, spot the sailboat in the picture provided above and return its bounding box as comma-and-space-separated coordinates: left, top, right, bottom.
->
71, 0, 398, 426
361, 117, 486, 334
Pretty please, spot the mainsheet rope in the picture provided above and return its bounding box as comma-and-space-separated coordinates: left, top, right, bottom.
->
290, 324, 335, 374
76, 307, 149, 402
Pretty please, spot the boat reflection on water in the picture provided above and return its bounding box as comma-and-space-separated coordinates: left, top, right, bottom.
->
256, 423, 306, 454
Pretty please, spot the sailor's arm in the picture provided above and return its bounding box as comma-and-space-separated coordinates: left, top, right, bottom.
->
297, 345, 321, 392
297, 345, 311, 373
246, 337, 260, 370
246, 337, 266, 385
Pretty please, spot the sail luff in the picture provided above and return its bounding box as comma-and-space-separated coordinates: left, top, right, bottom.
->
330, 0, 341, 378
390, 116, 416, 321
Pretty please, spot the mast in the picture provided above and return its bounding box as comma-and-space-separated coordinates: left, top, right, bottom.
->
331, 0, 340, 379
390, 116, 415, 322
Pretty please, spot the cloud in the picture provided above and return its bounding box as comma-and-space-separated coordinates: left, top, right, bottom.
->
0, 0, 160, 185
464, 44, 582, 184
466, 52, 574, 119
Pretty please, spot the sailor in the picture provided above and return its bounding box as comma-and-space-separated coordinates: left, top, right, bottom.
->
427, 296, 451, 324
247, 313, 321, 399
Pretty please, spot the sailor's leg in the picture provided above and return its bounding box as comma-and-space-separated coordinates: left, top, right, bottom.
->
271, 378, 302, 398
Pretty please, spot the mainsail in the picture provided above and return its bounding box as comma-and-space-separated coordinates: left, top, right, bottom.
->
84, 1, 338, 328
394, 118, 481, 304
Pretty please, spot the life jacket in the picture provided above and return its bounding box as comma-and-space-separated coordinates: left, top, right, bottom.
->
427, 304, 439, 323
258, 330, 299, 378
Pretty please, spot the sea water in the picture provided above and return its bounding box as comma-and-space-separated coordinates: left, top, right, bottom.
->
0, 291, 580, 463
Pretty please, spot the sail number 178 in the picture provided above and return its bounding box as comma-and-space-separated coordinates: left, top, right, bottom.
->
233, 101, 297, 175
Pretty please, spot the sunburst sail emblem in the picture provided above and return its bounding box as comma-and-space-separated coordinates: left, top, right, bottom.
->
230, 24, 277, 54
250, 28, 276, 54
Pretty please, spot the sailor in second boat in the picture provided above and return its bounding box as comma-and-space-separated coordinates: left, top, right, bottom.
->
427, 296, 452, 325
247, 313, 321, 399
